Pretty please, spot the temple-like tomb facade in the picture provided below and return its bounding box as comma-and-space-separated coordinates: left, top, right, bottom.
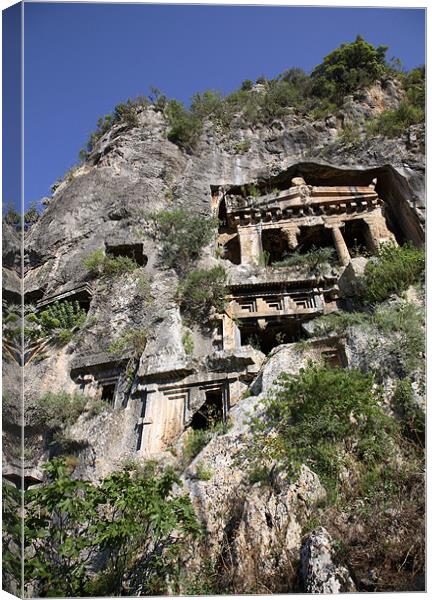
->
216, 178, 396, 267
220, 278, 338, 353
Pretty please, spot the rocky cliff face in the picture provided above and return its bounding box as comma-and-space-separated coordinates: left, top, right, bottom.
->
3, 76, 425, 594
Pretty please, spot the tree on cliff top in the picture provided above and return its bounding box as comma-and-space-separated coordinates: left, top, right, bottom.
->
311, 35, 388, 103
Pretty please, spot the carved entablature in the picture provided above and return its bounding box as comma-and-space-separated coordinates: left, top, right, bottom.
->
216, 179, 395, 268
36, 282, 93, 310
225, 185, 381, 227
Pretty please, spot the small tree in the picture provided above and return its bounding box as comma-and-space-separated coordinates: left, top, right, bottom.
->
149, 210, 217, 274
311, 35, 388, 103
363, 242, 425, 303
25, 459, 201, 597
177, 266, 227, 323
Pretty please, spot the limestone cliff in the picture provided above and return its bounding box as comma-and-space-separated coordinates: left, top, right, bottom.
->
3, 72, 425, 595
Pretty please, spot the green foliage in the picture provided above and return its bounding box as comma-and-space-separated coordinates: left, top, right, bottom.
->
182, 329, 194, 356
363, 243, 425, 303
2, 203, 20, 228
38, 300, 86, 335
233, 139, 251, 154
367, 65, 425, 139
33, 391, 88, 430
2, 482, 22, 593
108, 328, 148, 357
24, 201, 40, 229
25, 458, 201, 597
83, 249, 140, 278
258, 249, 271, 267
311, 35, 388, 104
373, 301, 425, 374
250, 363, 396, 498
149, 209, 217, 273
312, 310, 371, 336
194, 462, 213, 481
177, 266, 227, 323
338, 122, 361, 145
392, 378, 424, 444
248, 465, 271, 485
273, 246, 335, 272
165, 99, 202, 152
182, 429, 211, 463
368, 101, 424, 138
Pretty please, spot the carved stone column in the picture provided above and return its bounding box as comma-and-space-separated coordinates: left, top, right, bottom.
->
331, 225, 350, 266
282, 225, 300, 250
238, 225, 263, 266
222, 313, 240, 351
363, 211, 396, 252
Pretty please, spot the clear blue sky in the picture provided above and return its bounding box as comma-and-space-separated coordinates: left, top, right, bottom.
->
4, 2, 426, 209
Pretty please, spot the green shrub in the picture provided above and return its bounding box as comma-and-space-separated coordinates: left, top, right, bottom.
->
177, 266, 227, 323
311, 35, 388, 104
195, 462, 213, 481
25, 459, 201, 597
149, 209, 217, 273
233, 140, 251, 154
392, 378, 424, 442
363, 243, 424, 303
165, 99, 202, 152
250, 363, 397, 499
34, 391, 88, 430
311, 310, 371, 336
368, 101, 424, 138
273, 246, 335, 272
183, 429, 211, 463
182, 329, 194, 356
79, 97, 146, 160
83, 249, 140, 278
38, 300, 86, 334
373, 301, 425, 374
108, 328, 147, 357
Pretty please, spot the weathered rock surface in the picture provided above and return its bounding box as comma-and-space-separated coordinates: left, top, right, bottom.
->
300, 527, 356, 593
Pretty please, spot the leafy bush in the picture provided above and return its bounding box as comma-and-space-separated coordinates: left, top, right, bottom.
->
165, 99, 203, 152
182, 329, 194, 355
38, 300, 86, 335
149, 209, 217, 274
108, 328, 148, 357
25, 459, 201, 597
311, 35, 388, 104
373, 301, 425, 374
183, 429, 211, 463
177, 266, 227, 323
311, 310, 371, 336
363, 243, 425, 303
83, 249, 140, 278
368, 101, 424, 138
273, 246, 335, 272
33, 391, 88, 430
250, 363, 396, 499
195, 462, 213, 481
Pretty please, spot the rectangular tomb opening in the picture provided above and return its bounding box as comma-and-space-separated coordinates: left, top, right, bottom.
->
190, 389, 224, 430
239, 318, 304, 354
100, 382, 116, 405
105, 242, 147, 266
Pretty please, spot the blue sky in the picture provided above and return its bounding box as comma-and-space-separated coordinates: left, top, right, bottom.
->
3, 2, 426, 209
